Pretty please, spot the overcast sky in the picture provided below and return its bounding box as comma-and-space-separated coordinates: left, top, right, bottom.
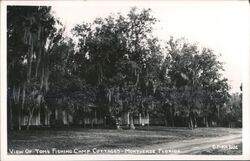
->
52, 1, 249, 93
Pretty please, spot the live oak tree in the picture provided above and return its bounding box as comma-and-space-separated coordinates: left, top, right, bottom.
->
164, 38, 230, 128
164, 38, 201, 128
72, 7, 160, 129
197, 48, 230, 127
7, 6, 63, 130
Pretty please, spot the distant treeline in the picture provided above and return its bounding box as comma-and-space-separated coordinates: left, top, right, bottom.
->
7, 6, 242, 130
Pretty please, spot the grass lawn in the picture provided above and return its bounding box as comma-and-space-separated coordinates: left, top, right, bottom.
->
8, 126, 241, 154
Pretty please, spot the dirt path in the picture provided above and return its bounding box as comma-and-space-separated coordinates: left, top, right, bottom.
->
137, 134, 242, 154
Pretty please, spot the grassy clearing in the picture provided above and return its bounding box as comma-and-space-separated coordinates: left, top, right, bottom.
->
8, 126, 241, 153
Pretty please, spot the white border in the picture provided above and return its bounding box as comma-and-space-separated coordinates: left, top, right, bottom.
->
1, 1, 250, 160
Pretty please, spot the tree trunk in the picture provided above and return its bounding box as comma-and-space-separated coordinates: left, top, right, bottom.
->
8, 101, 14, 130
138, 113, 142, 125
170, 107, 175, 127
129, 113, 135, 130
185, 118, 188, 127
20, 83, 26, 131
217, 106, 220, 127
189, 117, 194, 130
26, 119, 30, 131
10, 104, 13, 130
104, 116, 106, 128
205, 116, 209, 128
26, 107, 35, 130
82, 118, 86, 128
147, 113, 150, 129
164, 118, 168, 127
164, 111, 168, 127
91, 118, 94, 128
18, 105, 22, 131
26, 114, 31, 130
194, 116, 197, 128
66, 112, 69, 127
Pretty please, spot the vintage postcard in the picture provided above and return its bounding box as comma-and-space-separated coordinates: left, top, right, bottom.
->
1, 0, 249, 160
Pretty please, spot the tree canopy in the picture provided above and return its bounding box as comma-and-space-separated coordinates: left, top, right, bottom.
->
7, 6, 241, 130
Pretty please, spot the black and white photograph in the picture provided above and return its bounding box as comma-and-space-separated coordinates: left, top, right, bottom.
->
1, 0, 249, 160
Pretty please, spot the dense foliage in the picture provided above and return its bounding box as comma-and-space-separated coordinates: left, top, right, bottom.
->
7, 6, 242, 130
